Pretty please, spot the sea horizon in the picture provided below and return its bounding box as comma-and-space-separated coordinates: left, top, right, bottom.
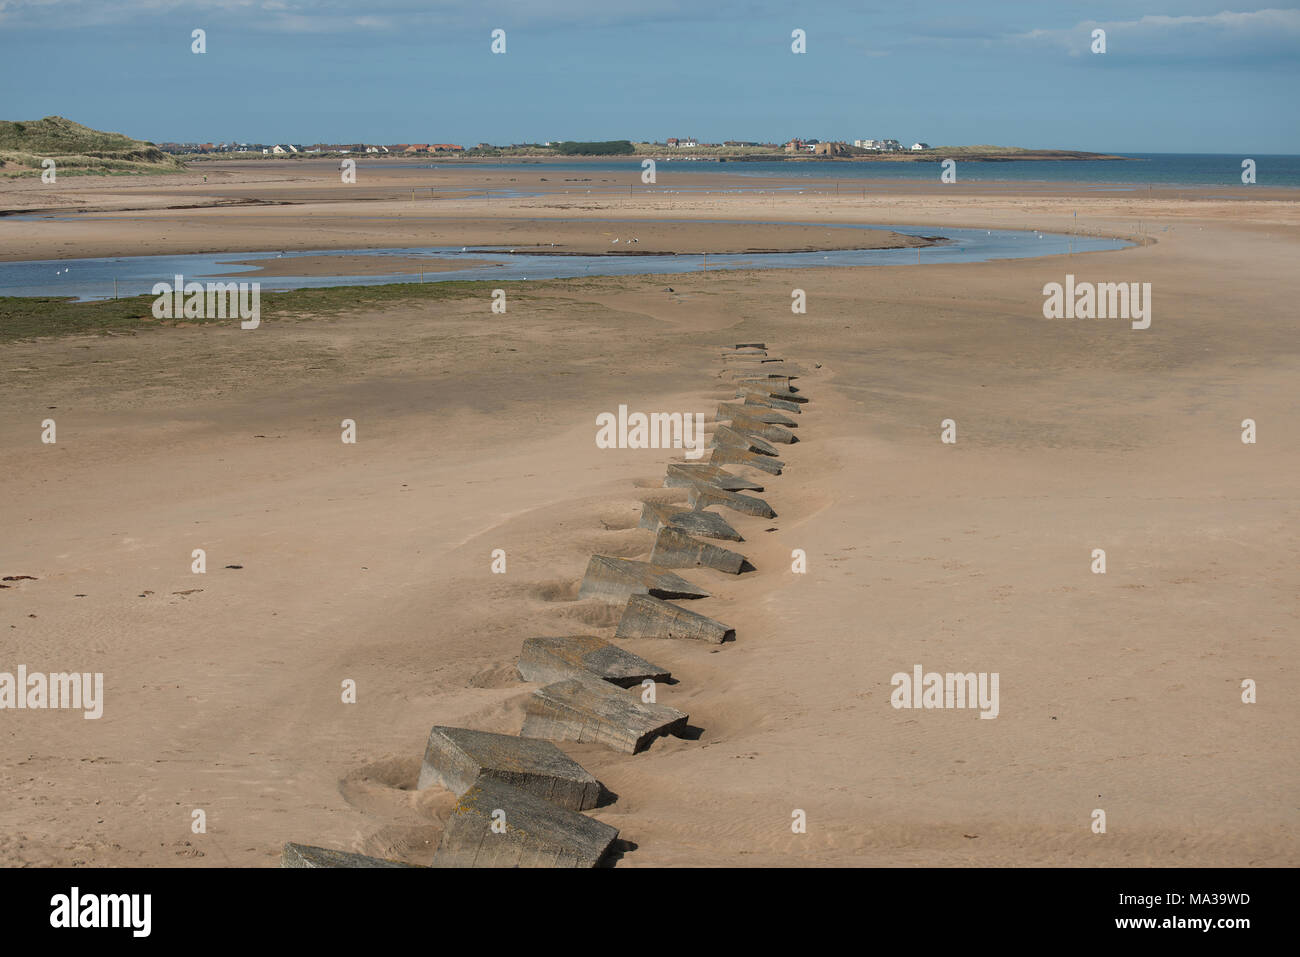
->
372, 152, 1300, 189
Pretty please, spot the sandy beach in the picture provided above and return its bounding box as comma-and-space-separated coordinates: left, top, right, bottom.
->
1, 159, 1296, 867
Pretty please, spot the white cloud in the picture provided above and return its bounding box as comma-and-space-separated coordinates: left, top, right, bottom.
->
0, 0, 714, 30
1007, 8, 1300, 58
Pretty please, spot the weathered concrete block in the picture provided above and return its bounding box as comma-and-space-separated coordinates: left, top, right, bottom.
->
665, 462, 764, 491
739, 391, 801, 413
417, 725, 603, 811
615, 594, 735, 644
651, 526, 747, 574
727, 414, 797, 444
687, 485, 777, 518
722, 364, 786, 376
708, 445, 785, 475
522, 678, 688, 754
519, 634, 670, 688
282, 843, 416, 868
431, 778, 618, 868
711, 424, 780, 457
716, 402, 797, 427
735, 342, 766, 350
736, 386, 808, 405
578, 555, 710, 603
639, 501, 744, 541
735, 374, 796, 388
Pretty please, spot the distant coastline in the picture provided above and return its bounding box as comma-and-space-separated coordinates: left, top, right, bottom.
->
715, 149, 1131, 163
184, 146, 1132, 164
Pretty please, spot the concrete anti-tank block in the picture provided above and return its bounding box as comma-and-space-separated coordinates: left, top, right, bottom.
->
578, 555, 710, 603
708, 445, 785, 475
665, 462, 764, 491
650, 526, 747, 574
687, 484, 776, 518
518, 634, 670, 688
431, 778, 619, 868
521, 677, 689, 754
716, 402, 797, 427
638, 501, 745, 541
726, 413, 797, 444
736, 387, 808, 405
739, 392, 801, 413
417, 725, 603, 811
614, 594, 735, 643
711, 424, 780, 457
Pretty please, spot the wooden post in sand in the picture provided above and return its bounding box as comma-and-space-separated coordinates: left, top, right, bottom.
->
114, 278, 118, 299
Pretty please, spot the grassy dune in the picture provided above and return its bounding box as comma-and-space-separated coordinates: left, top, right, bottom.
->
0, 116, 184, 177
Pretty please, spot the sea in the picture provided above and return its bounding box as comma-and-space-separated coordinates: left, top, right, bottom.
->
391, 153, 1300, 190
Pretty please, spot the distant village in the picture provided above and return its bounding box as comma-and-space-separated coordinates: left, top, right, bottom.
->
663, 137, 930, 154
155, 136, 933, 156
154, 142, 473, 155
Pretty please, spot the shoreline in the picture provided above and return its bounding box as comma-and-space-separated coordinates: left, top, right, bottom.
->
0, 227, 1135, 305
0, 162, 1276, 266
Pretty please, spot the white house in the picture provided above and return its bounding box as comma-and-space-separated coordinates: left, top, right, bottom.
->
911, 142, 930, 151
270, 144, 288, 154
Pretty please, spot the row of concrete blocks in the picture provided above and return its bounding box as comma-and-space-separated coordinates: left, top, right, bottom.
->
285, 628, 694, 868
284, 633, 683, 868
282, 344, 809, 868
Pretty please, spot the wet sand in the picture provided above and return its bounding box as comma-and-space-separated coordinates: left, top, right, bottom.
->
211, 254, 502, 278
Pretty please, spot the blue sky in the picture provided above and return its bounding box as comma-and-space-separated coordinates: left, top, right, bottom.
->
2, 1, 1298, 151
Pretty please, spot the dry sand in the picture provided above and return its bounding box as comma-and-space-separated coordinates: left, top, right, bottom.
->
1, 160, 1296, 866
